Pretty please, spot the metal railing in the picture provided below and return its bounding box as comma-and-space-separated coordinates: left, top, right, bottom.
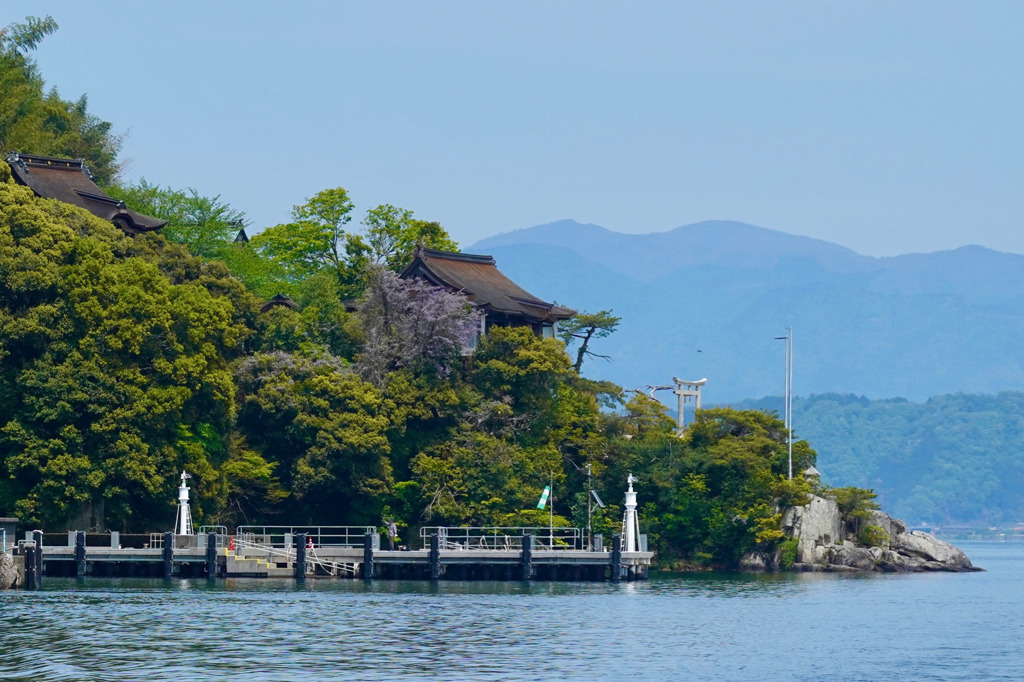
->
230, 535, 358, 576
198, 526, 229, 548
235, 525, 374, 549
419, 527, 584, 551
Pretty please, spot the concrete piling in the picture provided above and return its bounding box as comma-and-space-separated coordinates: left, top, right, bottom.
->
611, 534, 622, 583
75, 531, 86, 578
206, 532, 217, 579
162, 531, 173, 579
295, 533, 307, 581
521, 533, 533, 581
362, 533, 374, 580
24, 544, 37, 590
429, 533, 441, 580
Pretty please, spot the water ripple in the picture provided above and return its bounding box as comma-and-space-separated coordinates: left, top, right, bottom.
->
0, 543, 1021, 680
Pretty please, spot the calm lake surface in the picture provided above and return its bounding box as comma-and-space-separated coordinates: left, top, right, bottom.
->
1, 541, 1021, 680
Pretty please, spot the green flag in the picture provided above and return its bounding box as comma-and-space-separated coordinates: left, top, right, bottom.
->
537, 486, 550, 510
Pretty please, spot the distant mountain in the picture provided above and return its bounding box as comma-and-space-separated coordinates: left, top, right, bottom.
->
472, 220, 1024, 403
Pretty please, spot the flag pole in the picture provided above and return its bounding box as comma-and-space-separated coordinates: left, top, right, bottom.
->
549, 470, 554, 549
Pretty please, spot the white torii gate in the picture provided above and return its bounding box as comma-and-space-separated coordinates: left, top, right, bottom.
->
647, 377, 707, 436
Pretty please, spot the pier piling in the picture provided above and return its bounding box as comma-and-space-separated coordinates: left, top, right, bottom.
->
162, 531, 173, 579
75, 531, 86, 578
611, 534, 622, 583
206, 532, 217, 579
521, 533, 533, 581
24, 544, 37, 590
429, 533, 440, 580
362, 533, 374, 580
295, 533, 307, 581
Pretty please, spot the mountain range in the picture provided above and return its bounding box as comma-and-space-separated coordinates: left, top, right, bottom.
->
472, 220, 1024, 404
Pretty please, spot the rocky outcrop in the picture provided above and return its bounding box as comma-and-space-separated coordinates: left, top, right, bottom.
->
0, 553, 19, 589
782, 495, 842, 565
783, 495, 980, 573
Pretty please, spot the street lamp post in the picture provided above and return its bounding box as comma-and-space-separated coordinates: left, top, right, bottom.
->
586, 463, 592, 550
774, 328, 794, 480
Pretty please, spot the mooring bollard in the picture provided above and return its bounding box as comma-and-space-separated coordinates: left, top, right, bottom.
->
295, 533, 307, 581
429, 533, 440, 580
206, 532, 217, 579
362, 533, 374, 580
611, 534, 622, 583
162, 531, 173, 579
75, 531, 86, 578
520, 533, 533, 581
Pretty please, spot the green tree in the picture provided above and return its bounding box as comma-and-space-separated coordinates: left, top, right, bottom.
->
473, 325, 572, 422
0, 177, 251, 529
233, 352, 392, 523
105, 179, 246, 258
250, 187, 368, 295
362, 203, 459, 270
558, 309, 620, 372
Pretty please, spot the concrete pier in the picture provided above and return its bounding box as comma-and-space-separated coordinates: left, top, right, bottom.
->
26, 526, 655, 586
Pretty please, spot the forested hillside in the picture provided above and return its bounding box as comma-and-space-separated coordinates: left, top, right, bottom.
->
0, 16, 827, 569
733, 393, 1024, 526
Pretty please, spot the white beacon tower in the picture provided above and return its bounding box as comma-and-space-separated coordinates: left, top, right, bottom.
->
174, 470, 194, 536
621, 473, 641, 552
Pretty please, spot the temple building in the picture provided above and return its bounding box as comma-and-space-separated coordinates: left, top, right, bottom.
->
5, 152, 166, 235
400, 247, 574, 340
260, 293, 300, 314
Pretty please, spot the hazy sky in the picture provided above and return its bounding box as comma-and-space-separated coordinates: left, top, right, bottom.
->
20, 2, 1024, 256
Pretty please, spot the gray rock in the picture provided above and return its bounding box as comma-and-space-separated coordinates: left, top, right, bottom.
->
893, 530, 977, 571
0, 553, 18, 589
782, 495, 842, 565
830, 544, 876, 570
783, 495, 979, 573
739, 551, 768, 571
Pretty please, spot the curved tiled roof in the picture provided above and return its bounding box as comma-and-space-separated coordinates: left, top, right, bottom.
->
400, 247, 574, 323
5, 153, 167, 234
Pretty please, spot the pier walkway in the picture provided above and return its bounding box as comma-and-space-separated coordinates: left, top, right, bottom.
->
13, 525, 654, 588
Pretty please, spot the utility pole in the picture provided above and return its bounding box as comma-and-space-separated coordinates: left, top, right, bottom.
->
586, 463, 592, 550
549, 470, 554, 550
775, 328, 794, 480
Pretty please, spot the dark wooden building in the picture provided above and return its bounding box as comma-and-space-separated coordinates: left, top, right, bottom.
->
260, 293, 300, 314
400, 247, 574, 340
5, 152, 167, 235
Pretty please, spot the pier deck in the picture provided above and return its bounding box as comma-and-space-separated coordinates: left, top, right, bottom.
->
16, 527, 654, 587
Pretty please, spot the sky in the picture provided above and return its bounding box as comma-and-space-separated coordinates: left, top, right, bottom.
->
16, 2, 1024, 256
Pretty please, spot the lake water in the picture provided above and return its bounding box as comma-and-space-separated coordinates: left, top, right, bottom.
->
1, 542, 1021, 680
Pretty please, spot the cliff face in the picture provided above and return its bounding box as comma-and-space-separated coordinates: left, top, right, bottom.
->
740, 495, 979, 572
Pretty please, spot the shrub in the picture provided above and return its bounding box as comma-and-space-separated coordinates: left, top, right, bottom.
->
779, 538, 799, 570
858, 524, 888, 548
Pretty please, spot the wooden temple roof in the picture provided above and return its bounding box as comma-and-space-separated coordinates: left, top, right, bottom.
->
260, 293, 300, 314
5, 153, 167, 235
400, 247, 574, 324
